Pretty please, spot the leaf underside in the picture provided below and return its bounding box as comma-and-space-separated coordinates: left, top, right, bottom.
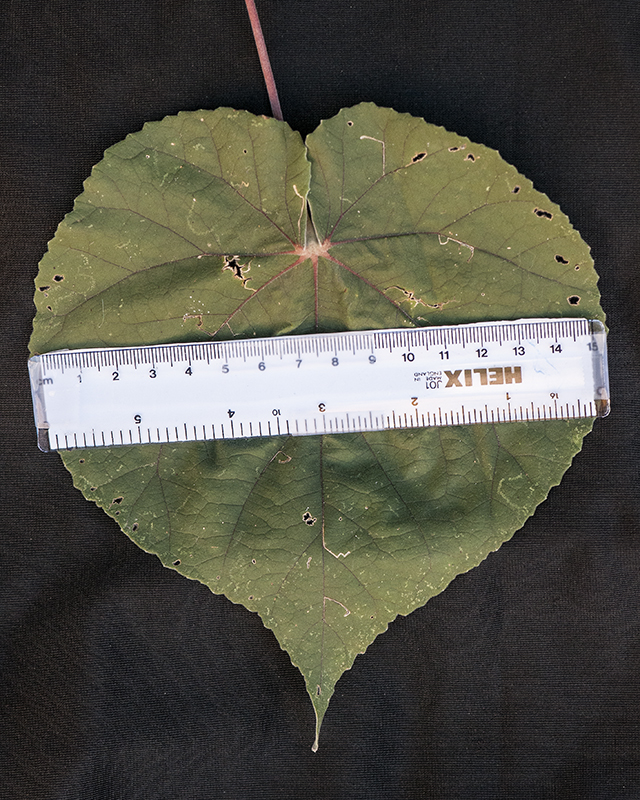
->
31, 104, 603, 749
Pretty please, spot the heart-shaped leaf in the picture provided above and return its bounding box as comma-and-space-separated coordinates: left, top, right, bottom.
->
31, 103, 603, 749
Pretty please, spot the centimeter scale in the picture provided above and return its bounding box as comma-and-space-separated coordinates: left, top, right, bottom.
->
29, 318, 610, 453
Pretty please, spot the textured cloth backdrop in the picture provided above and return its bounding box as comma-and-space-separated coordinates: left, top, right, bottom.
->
1, 2, 639, 798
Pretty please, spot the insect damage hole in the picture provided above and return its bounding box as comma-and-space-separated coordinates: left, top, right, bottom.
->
411, 151, 427, 163
223, 255, 254, 290
302, 510, 317, 526
173, 559, 181, 566
512, 185, 521, 194
534, 207, 553, 219
53, 274, 64, 282
567, 295, 580, 305
555, 255, 569, 264
347, 120, 354, 127
464, 153, 476, 161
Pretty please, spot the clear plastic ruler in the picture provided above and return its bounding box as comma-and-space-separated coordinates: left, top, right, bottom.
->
29, 317, 609, 452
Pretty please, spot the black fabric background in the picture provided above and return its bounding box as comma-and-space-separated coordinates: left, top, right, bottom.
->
1, 2, 639, 798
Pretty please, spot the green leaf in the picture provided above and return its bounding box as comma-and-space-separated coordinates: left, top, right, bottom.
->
30, 103, 603, 750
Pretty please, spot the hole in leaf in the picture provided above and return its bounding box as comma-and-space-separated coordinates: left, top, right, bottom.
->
575, 265, 580, 271
38, 285, 50, 292
465, 153, 475, 162
534, 207, 553, 219
347, 120, 353, 127
248, 595, 254, 600
53, 274, 64, 282
112, 496, 123, 505
223, 255, 253, 289
252, 558, 257, 564
412, 152, 427, 163
132, 523, 138, 532
512, 185, 520, 194
555, 255, 569, 264
78, 458, 85, 464
46, 306, 52, 311
90, 487, 96, 491
316, 685, 321, 696
173, 559, 181, 566
302, 511, 317, 526
242, 148, 248, 154
568, 295, 580, 305
448, 146, 460, 152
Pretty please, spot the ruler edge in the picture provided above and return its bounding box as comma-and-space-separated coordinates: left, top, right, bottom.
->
29, 317, 610, 453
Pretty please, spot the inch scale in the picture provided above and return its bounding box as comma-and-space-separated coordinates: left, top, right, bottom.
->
29, 318, 609, 452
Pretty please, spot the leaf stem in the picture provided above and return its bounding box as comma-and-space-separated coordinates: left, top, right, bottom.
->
244, 0, 284, 121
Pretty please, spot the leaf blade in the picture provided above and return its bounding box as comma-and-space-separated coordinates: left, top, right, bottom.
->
32, 103, 604, 749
